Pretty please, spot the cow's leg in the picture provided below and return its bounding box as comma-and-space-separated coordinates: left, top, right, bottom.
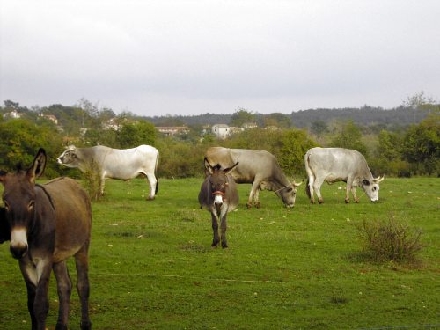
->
307, 176, 316, 203
247, 181, 260, 208
145, 172, 158, 200
53, 261, 72, 330
313, 177, 325, 203
211, 213, 220, 247
246, 187, 254, 209
99, 176, 106, 195
254, 188, 261, 209
220, 215, 228, 248
351, 186, 359, 203
75, 247, 92, 330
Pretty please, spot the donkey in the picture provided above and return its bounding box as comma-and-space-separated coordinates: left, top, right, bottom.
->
198, 159, 239, 248
0, 148, 92, 330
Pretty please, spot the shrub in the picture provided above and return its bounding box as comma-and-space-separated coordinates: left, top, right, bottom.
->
357, 216, 423, 264
82, 159, 102, 201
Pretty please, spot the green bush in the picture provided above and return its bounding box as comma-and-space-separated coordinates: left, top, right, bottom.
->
357, 217, 423, 264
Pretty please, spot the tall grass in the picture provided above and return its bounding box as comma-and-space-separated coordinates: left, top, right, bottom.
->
0, 177, 439, 329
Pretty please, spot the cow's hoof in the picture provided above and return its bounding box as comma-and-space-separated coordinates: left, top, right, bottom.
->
246, 203, 253, 209
255, 202, 261, 209
345, 199, 350, 203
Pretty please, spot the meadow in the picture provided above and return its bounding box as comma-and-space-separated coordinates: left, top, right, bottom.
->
0, 177, 439, 329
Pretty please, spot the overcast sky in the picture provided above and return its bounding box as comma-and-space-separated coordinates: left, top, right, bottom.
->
1, 1, 439, 116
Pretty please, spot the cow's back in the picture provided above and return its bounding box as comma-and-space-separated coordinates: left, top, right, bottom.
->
205, 147, 279, 182
306, 147, 369, 177
89, 145, 158, 179
42, 177, 92, 262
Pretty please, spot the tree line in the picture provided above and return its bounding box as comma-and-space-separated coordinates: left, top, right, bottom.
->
0, 97, 439, 181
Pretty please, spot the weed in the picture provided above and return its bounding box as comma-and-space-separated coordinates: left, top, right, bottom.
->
357, 216, 423, 264
82, 159, 102, 201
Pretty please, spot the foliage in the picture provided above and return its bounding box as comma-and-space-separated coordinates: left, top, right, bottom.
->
81, 158, 103, 202
0, 119, 63, 177
229, 107, 256, 127
1, 97, 439, 178
116, 121, 157, 148
402, 114, 440, 176
329, 120, 368, 156
278, 129, 317, 176
357, 217, 423, 264
155, 137, 204, 179
370, 130, 410, 176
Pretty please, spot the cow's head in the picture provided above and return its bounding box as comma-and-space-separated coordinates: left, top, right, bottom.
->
362, 175, 385, 202
276, 180, 303, 208
57, 145, 79, 168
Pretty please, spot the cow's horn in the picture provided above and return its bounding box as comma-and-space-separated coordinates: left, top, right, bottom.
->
292, 180, 303, 187
374, 175, 385, 182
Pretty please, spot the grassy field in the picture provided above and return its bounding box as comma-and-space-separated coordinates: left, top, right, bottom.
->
0, 177, 439, 329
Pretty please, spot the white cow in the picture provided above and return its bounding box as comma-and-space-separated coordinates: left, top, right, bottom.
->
57, 144, 159, 200
205, 147, 302, 209
304, 147, 384, 203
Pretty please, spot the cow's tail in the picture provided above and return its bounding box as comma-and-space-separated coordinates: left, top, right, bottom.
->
155, 152, 159, 195
305, 178, 311, 199
304, 150, 312, 200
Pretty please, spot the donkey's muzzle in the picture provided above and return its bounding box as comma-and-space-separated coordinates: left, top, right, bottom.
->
10, 245, 28, 259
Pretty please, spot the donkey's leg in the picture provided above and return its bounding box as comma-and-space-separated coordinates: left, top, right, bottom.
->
24, 280, 38, 330
220, 215, 228, 248
75, 247, 92, 330
20, 258, 50, 330
211, 213, 220, 247
53, 261, 72, 330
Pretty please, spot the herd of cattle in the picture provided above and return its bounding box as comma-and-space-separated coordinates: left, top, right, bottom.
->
0, 144, 384, 329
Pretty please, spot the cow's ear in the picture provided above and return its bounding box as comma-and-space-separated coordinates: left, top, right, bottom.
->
362, 179, 370, 186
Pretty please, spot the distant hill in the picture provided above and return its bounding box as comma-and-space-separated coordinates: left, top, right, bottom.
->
141, 106, 432, 129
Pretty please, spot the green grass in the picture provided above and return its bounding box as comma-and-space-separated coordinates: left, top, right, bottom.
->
0, 177, 439, 329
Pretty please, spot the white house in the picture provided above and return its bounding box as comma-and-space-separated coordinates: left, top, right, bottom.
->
211, 124, 231, 139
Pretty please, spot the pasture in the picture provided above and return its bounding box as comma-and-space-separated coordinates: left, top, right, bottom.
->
0, 177, 439, 329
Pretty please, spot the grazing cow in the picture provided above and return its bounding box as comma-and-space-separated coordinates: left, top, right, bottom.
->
198, 159, 239, 248
304, 147, 385, 203
0, 148, 92, 330
57, 144, 159, 200
205, 147, 302, 209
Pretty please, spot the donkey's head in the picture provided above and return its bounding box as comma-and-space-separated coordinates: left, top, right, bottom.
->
204, 159, 238, 216
0, 149, 47, 259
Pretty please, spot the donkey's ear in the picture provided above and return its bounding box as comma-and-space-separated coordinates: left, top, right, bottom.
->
27, 148, 47, 182
224, 162, 238, 174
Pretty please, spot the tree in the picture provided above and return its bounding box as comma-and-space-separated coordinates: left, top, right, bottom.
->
116, 120, 157, 148
0, 119, 63, 177
229, 108, 256, 127
278, 129, 317, 176
402, 114, 440, 175
330, 120, 367, 156
261, 113, 291, 128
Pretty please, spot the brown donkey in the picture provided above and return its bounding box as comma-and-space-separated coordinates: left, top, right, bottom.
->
0, 148, 92, 330
198, 159, 239, 248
